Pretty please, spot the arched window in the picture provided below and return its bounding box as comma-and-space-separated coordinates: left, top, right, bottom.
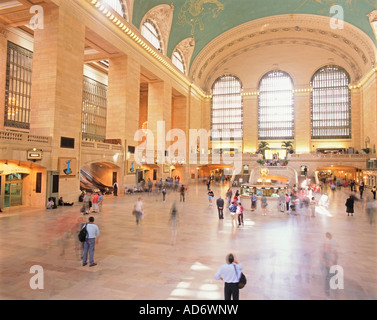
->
172, 50, 185, 74
311, 65, 351, 139
141, 20, 163, 53
258, 70, 294, 140
103, 0, 127, 19
211, 75, 243, 141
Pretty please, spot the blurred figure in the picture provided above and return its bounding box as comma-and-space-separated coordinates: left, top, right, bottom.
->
261, 195, 268, 216
98, 192, 103, 214
169, 202, 178, 245
318, 193, 329, 208
279, 192, 285, 213
251, 193, 257, 211
366, 199, 377, 225
133, 197, 144, 225
371, 186, 376, 200
359, 181, 365, 199
319, 232, 338, 297
310, 197, 317, 217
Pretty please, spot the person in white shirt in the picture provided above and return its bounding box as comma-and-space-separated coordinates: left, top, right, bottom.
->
82, 217, 100, 267
133, 197, 144, 225
214, 253, 243, 300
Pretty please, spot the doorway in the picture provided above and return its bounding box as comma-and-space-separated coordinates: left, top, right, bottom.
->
4, 173, 24, 207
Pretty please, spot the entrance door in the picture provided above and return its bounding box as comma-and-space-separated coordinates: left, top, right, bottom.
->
4, 182, 22, 207
4, 173, 24, 208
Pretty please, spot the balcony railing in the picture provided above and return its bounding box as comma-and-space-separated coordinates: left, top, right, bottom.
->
0, 130, 51, 145
81, 141, 124, 152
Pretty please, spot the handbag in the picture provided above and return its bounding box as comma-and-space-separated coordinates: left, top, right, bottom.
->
233, 264, 247, 289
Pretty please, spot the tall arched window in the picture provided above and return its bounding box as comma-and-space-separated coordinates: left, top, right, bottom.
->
311, 65, 351, 139
211, 75, 243, 141
141, 20, 162, 53
258, 70, 294, 140
172, 50, 185, 74
104, 0, 127, 20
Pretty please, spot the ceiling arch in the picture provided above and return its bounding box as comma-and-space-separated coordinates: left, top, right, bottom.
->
132, 0, 377, 66
189, 14, 377, 91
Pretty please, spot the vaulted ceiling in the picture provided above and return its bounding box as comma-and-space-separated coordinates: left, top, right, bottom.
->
132, 0, 377, 62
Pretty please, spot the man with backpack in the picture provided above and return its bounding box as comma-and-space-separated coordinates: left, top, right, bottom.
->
80, 217, 100, 267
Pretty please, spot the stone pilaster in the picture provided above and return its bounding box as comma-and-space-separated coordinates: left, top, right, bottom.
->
107, 54, 141, 145
29, 5, 86, 202
294, 91, 311, 153
0, 27, 8, 131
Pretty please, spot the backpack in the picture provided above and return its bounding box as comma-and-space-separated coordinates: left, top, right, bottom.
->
78, 224, 88, 242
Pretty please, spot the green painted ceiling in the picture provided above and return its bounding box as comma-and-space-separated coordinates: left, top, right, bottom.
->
132, 0, 377, 64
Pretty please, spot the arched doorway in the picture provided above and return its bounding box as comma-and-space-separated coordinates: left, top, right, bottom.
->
316, 165, 359, 185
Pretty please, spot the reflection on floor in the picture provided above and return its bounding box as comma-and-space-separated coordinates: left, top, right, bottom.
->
0, 183, 376, 300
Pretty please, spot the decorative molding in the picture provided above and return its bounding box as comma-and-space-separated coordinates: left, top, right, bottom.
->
202, 37, 363, 91
173, 37, 195, 75
190, 14, 377, 89
0, 27, 8, 38
140, 4, 174, 56
368, 10, 377, 44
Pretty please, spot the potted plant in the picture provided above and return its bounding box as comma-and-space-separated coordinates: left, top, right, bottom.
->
257, 159, 265, 165
281, 141, 294, 158
258, 141, 270, 160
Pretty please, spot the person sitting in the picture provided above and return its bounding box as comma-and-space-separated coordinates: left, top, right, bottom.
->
46, 199, 54, 209
58, 197, 74, 206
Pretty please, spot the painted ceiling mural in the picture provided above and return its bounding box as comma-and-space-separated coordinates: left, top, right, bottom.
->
132, 0, 377, 63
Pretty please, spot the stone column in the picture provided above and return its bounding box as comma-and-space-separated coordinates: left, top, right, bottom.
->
107, 54, 141, 187
107, 54, 140, 144
29, 5, 86, 203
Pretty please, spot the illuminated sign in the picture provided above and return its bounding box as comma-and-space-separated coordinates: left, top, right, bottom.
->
27, 149, 43, 160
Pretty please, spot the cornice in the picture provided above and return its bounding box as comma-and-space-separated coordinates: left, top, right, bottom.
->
190, 14, 377, 89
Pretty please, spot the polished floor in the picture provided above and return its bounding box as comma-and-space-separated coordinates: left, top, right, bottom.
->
0, 183, 376, 300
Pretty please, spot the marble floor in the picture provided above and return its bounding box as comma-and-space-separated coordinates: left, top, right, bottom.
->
0, 183, 376, 300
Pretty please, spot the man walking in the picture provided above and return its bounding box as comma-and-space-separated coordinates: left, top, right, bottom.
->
133, 197, 144, 225
214, 253, 243, 300
216, 196, 225, 220
229, 202, 238, 228
82, 217, 100, 267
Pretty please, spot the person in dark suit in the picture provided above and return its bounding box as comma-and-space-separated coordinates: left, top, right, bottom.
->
113, 182, 118, 196
216, 196, 225, 219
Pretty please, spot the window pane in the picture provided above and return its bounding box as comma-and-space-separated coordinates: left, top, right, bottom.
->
172, 50, 185, 74
211, 75, 243, 140
311, 65, 351, 139
4, 42, 33, 130
103, 0, 126, 19
141, 20, 162, 52
82, 77, 108, 142
258, 71, 294, 140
